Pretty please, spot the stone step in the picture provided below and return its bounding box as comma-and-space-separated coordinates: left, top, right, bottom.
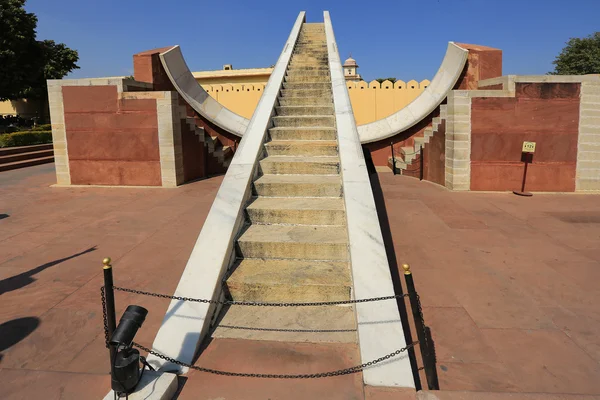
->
278, 96, 332, 107
280, 89, 331, 98
285, 74, 330, 83
286, 69, 330, 77
253, 174, 342, 197
226, 258, 351, 302
0, 149, 54, 165
283, 82, 331, 90
211, 305, 356, 343
0, 156, 54, 172
276, 105, 333, 116
287, 65, 329, 70
414, 136, 427, 147
269, 127, 337, 141
236, 224, 348, 260
0, 143, 53, 157
246, 197, 345, 225
293, 51, 327, 57
295, 44, 328, 49
289, 59, 328, 65
272, 115, 335, 128
265, 140, 338, 156
291, 55, 328, 62
259, 155, 339, 175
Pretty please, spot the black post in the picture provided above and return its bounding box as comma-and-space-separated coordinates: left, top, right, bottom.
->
390, 142, 397, 175
103, 257, 117, 366
513, 152, 533, 197
419, 145, 424, 181
403, 263, 439, 390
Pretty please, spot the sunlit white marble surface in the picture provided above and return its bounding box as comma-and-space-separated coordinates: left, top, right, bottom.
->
146, 12, 306, 373
324, 11, 415, 388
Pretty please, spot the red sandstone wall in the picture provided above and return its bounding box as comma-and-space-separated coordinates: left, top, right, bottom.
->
454, 44, 503, 90
62, 86, 162, 186
423, 121, 446, 186
470, 82, 580, 192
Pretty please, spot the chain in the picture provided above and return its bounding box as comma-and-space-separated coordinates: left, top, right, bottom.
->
112, 286, 408, 307
100, 286, 419, 378
100, 286, 110, 348
133, 341, 418, 379
413, 291, 431, 353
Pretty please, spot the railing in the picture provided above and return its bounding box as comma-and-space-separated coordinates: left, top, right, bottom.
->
100, 257, 439, 397
390, 142, 424, 180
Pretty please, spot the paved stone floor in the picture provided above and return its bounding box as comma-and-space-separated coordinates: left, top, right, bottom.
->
377, 173, 600, 397
1, 165, 599, 399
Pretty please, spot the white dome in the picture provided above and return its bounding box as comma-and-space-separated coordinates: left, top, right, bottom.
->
343, 56, 358, 67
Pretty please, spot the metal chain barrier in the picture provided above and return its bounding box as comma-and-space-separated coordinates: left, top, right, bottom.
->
101, 286, 110, 348
131, 341, 418, 379
100, 286, 418, 378
111, 285, 408, 307
413, 291, 430, 353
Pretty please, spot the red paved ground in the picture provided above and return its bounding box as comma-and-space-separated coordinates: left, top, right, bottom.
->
1, 165, 599, 399
378, 174, 600, 397
0, 164, 223, 399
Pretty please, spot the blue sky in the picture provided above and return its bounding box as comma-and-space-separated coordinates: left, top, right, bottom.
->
26, 0, 600, 82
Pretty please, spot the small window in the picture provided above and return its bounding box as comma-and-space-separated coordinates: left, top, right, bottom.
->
247, 89, 250, 91
226, 89, 229, 92
424, 85, 428, 88
258, 89, 261, 91
236, 89, 239, 92
411, 86, 415, 89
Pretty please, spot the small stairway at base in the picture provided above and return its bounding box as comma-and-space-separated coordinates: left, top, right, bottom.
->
0, 144, 54, 172
212, 22, 357, 343
389, 104, 447, 173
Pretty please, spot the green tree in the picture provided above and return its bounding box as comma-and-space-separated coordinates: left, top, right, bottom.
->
0, 0, 79, 116
550, 33, 600, 75
0, 0, 40, 101
375, 77, 397, 84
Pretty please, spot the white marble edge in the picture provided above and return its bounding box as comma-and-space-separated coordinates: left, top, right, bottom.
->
159, 46, 249, 137
137, 10, 305, 385
324, 11, 415, 388
357, 43, 468, 144
155, 42, 468, 145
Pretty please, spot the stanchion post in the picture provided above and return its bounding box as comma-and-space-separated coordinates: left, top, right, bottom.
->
419, 145, 424, 181
403, 263, 438, 390
103, 257, 117, 364
390, 142, 396, 175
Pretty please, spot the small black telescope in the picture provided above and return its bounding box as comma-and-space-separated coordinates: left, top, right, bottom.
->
110, 305, 148, 394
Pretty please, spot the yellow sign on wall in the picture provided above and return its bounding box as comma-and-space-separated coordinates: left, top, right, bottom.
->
522, 141, 536, 153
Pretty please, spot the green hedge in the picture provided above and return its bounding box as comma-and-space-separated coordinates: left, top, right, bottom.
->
30, 124, 51, 131
0, 130, 52, 148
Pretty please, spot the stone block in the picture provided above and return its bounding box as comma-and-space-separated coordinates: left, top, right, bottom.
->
576, 178, 600, 191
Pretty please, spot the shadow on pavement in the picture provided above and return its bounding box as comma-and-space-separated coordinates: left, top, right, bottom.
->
0, 246, 97, 295
0, 316, 40, 361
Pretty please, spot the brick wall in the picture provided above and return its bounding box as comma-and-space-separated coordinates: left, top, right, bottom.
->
470, 83, 581, 191
62, 85, 162, 186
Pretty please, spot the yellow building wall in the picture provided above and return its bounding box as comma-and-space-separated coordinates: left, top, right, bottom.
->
196, 77, 431, 124
0, 98, 40, 116
347, 79, 430, 125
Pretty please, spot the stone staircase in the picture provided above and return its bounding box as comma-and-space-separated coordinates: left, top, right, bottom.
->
0, 144, 54, 172
389, 104, 447, 173
212, 22, 357, 342
183, 115, 232, 171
